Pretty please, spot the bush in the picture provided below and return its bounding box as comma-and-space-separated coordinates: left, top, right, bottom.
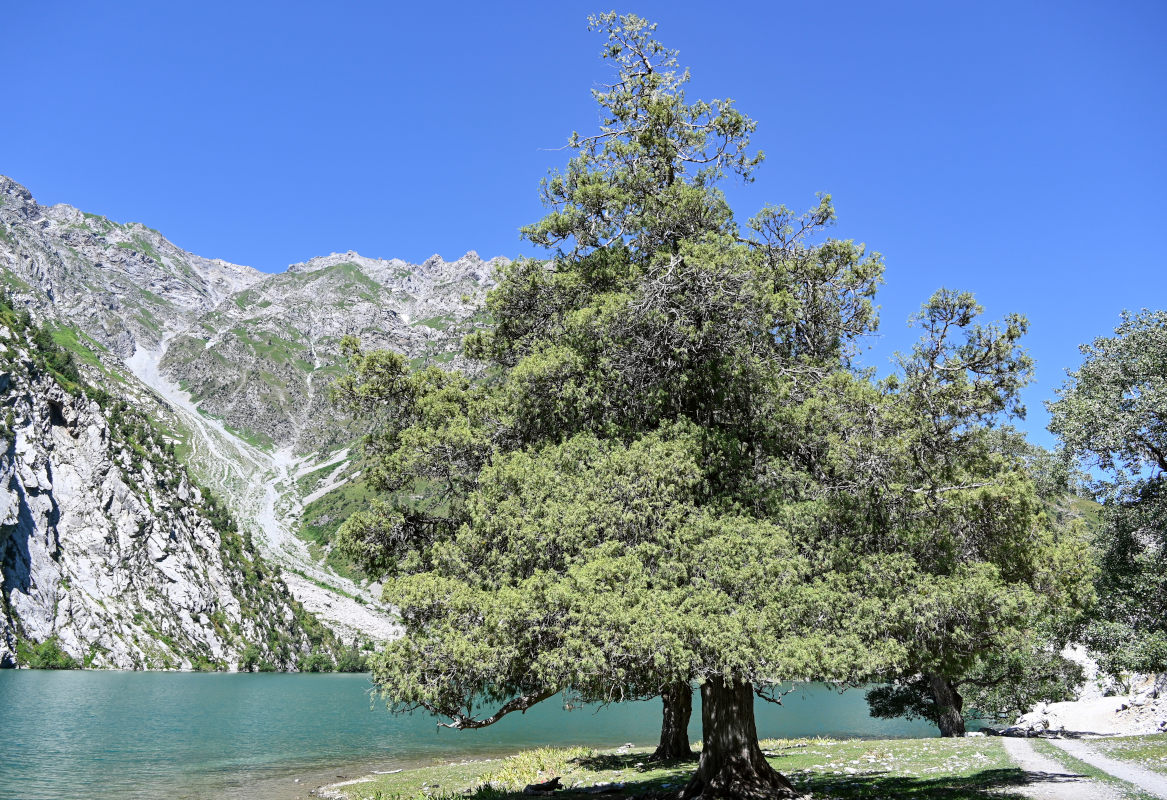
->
297, 650, 335, 673
238, 644, 262, 672
17, 637, 80, 669
335, 643, 368, 673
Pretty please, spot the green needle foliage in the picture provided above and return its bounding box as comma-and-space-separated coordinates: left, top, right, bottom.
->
335, 13, 1092, 798
1049, 309, 1167, 674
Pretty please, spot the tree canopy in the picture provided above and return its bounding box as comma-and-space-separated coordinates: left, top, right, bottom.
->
1049, 309, 1167, 675
335, 13, 1092, 797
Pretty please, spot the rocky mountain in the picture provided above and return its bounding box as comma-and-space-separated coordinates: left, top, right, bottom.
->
0, 176, 261, 355
0, 300, 329, 669
0, 176, 500, 454
160, 250, 499, 452
0, 174, 491, 662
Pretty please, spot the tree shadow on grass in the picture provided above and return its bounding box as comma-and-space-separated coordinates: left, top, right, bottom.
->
515, 760, 1096, 800
573, 752, 696, 771
485, 758, 1068, 800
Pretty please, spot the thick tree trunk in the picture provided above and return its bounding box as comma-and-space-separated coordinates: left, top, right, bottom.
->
927, 673, 966, 738
680, 676, 801, 800
652, 681, 695, 761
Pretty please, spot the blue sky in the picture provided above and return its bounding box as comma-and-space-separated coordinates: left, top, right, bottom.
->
4, 1, 1164, 446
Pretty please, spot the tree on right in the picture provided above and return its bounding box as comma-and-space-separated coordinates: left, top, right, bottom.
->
1049, 309, 1167, 676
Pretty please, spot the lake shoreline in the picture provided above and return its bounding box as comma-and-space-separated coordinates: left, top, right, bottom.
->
305, 735, 1167, 800
0, 672, 941, 799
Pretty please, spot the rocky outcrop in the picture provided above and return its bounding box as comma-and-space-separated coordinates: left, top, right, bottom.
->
0, 174, 493, 651
1001, 647, 1167, 736
0, 314, 322, 669
1003, 680, 1167, 736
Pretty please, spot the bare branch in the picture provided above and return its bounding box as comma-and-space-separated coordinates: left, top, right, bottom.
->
433, 689, 559, 730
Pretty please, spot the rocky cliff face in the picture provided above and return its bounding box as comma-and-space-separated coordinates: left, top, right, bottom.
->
0, 287, 327, 669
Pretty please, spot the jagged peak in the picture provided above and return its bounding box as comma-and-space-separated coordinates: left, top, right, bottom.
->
288, 251, 396, 275
46, 203, 84, 224
287, 250, 504, 282
0, 175, 34, 203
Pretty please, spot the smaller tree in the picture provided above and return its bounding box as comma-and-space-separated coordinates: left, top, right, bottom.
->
867, 634, 1085, 734
1049, 309, 1167, 675
860, 290, 1094, 736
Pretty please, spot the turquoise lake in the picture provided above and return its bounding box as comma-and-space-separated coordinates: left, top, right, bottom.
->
0, 671, 940, 799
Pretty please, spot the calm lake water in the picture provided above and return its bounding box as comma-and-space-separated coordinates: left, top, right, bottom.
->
0, 671, 939, 800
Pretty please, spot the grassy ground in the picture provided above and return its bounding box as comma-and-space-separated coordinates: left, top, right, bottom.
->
1089, 734, 1167, 776
329, 738, 1039, 800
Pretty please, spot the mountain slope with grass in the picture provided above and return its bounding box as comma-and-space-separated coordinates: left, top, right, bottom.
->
159, 250, 498, 453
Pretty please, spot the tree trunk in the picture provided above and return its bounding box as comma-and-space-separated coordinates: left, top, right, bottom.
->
927, 673, 966, 737
652, 681, 695, 761
680, 676, 801, 800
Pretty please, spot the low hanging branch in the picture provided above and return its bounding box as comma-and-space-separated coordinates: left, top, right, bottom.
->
754, 684, 797, 706
904, 482, 992, 494
432, 688, 560, 730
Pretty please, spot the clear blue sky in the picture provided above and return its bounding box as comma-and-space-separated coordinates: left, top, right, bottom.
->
4, 1, 1164, 446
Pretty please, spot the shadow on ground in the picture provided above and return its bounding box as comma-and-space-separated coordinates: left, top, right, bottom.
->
790, 767, 1083, 799
478, 752, 1070, 800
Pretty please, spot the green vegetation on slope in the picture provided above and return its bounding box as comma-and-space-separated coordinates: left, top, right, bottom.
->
114, 234, 163, 264
298, 474, 375, 581
14, 637, 80, 670
0, 291, 88, 398
0, 288, 342, 671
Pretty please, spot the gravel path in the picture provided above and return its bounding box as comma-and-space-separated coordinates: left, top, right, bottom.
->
1001, 737, 1120, 800
1048, 738, 1167, 799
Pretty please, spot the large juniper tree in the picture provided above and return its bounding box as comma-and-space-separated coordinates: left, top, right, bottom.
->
336, 13, 1086, 798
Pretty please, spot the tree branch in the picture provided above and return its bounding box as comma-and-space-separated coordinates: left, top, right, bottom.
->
434, 689, 559, 730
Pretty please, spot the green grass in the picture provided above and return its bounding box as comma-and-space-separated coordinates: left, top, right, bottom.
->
296, 459, 350, 494
49, 324, 108, 370
1091, 734, 1167, 776
297, 474, 375, 581
415, 314, 454, 331
223, 420, 273, 450
114, 234, 163, 264
1031, 737, 1160, 800
299, 476, 375, 547
82, 212, 117, 233
229, 326, 309, 367
0, 268, 33, 292
287, 567, 364, 603
334, 739, 1037, 800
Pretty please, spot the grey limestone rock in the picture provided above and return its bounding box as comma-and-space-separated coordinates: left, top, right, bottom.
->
0, 315, 316, 669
